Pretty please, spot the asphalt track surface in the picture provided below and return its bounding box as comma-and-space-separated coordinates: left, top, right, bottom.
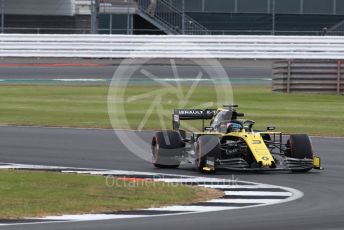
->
0, 126, 343, 230
0, 64, 271, 81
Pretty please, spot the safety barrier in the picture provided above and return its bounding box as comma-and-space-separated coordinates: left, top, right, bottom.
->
1, 34, 344, 59
272, 60, 343, 94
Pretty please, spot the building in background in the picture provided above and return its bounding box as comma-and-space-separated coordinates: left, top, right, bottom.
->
0, 0, 92, 33
180, 0, 344, 35
1, 0, 344, 35
106, 0, 344, 35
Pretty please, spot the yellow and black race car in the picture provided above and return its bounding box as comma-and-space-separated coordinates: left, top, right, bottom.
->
151, 105, 322, 173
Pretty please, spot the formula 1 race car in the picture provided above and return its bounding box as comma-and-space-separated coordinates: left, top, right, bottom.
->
151, 105, 322, 173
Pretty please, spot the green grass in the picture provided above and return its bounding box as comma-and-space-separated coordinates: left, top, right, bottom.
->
0, 84, 343, 136
232, 85, 344, 136
0, 170, 221, 219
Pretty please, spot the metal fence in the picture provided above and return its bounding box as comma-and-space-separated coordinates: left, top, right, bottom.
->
2, 27, 344, 36
136, 0, 209, 35
273, 60, 343, 94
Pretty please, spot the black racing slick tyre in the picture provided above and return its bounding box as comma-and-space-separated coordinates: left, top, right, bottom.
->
286, 134, 313, 172
151, 131, 185, 168
196, 135, 220, 173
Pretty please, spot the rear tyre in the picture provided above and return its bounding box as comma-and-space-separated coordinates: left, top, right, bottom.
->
151, 131, 185, 168
286, 134, 313, 172
196, 135, 220, 173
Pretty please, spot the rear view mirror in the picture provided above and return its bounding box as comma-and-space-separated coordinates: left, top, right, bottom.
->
267, 126, 275, 131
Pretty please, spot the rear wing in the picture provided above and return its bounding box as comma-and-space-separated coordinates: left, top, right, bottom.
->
172, 109, 216, 130
172, 108, 245, 131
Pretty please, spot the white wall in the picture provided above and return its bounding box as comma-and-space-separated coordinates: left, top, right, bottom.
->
4, 0, 76, 16
1, 34, 344, 59
75, 0, 91, 15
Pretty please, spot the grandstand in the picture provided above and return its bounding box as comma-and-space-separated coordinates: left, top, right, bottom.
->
1, 0, 344, 35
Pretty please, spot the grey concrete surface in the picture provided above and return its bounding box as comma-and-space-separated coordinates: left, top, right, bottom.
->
0, 59, 272, 80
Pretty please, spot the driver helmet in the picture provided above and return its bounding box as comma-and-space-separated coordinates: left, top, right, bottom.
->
227, 122, 242, 132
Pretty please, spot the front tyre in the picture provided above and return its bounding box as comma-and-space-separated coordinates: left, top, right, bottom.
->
286, 134, 313, 172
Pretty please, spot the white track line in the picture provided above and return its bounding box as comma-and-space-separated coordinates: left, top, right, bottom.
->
53, 79, 107, 82
155, 178, 239, 183
157, 78, 212, 82
223, 191, 292, 196
62, 170, 169, 176
201, 184, 280, 189
146, 206, 235, 212
36, 214, 145, 221
208, 199, 285, 204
